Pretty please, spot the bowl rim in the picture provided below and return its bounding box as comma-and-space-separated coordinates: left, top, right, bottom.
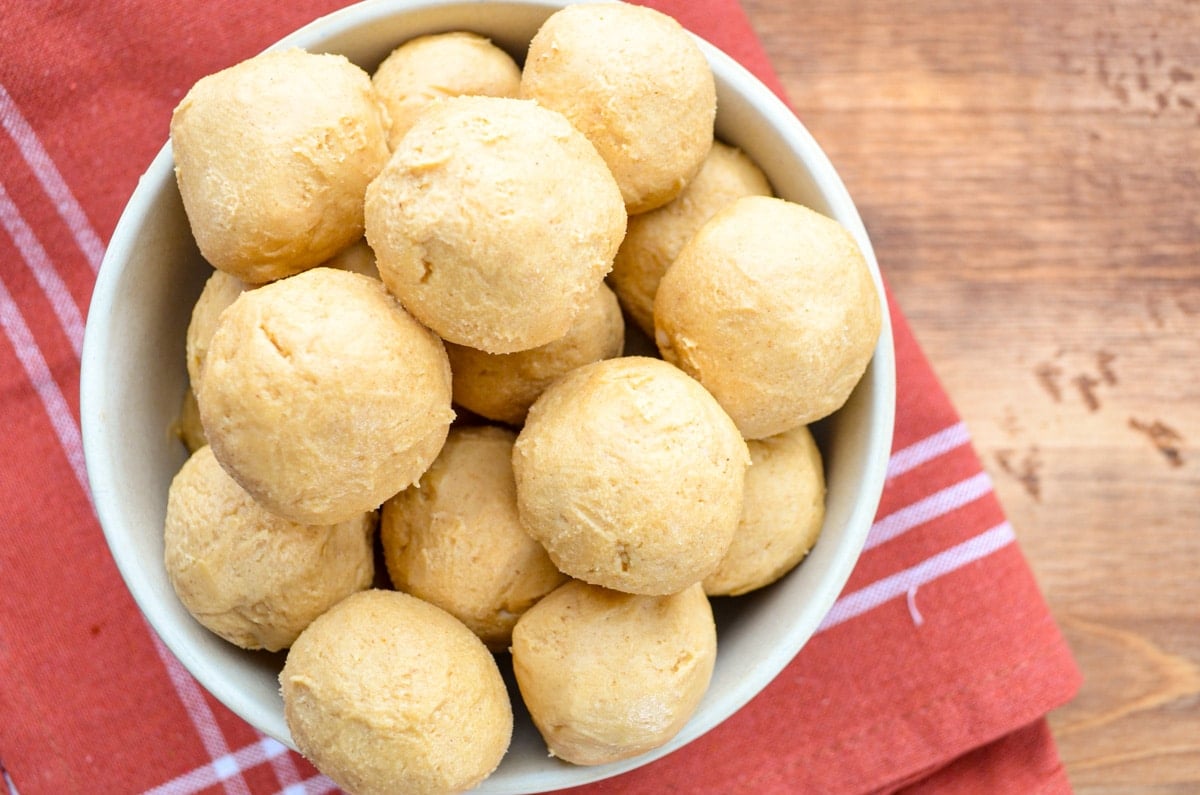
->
81, 1, 896, 792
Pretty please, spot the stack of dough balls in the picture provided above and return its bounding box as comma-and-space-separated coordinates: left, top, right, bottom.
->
381, 426, 568, 651
160, 3, 884, 792
444, 283, 626, 425
609, 141, 773, 337
703, 424, 827, 597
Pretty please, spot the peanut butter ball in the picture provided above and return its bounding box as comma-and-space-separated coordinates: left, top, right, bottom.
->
445, 283, 625, 426
365, 95, 626, 354
174, 387, 207, 453
512, 356, 749, 595
171, 49, 390, 284
164, 446, 375, 651
281, 589, 512, 795
198, 267, 453, 525
320, 237, 381, 281
655, 196, 883, 439
373, 31, 522, 148
521, 3, 716, 214
610, 141, 773, 337
185, 270, 249, 390
381, 426, 567, 651
703, 424, 826, 597
186, 241, 380, 395
512, 580, 716, 765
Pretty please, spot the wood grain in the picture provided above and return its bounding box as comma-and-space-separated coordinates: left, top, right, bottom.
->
739, 0, 1200, 790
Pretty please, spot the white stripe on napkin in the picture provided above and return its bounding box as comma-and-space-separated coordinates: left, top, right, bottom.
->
865, 470, 994, 551
818, 522, 1017, 632
0, 275, 88, 492
143, 736, 288, 795
146, 734, 339, 795
277, 776, 340, 795
0, 83, 105, 272
145, 734, 340, 795
0, 182, 86, 357
887, 421, 970, 479
149, 633, 251, 795
259, 730, 305, 793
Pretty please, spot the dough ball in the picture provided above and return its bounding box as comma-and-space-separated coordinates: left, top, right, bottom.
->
186, 241, 380, 394
186, 269, 249, 389
281, 589, 512, 795
198, 267, 454, 525
521, 3, 716, 214
610, 141, 773, 337
171, 48, 390, 284
703, 424, 826, 596
320, 237, 381, 281
372, 32, 522, 148
381, 425, 567, 651
512, 356, 749, 595
175, 387, 207, 453
511, 580, 716, 765
365, 95, 626, 354
164, 446, 375, 651
445, 283, 625, 426
655, 196, 883, 439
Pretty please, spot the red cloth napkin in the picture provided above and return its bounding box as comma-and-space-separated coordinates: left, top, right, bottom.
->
0, 1, 1081, 793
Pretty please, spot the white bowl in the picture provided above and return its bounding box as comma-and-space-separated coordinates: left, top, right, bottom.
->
80, 1, 895, 791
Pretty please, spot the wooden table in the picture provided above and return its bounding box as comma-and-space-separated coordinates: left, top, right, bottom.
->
740, 0, 1200, 791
